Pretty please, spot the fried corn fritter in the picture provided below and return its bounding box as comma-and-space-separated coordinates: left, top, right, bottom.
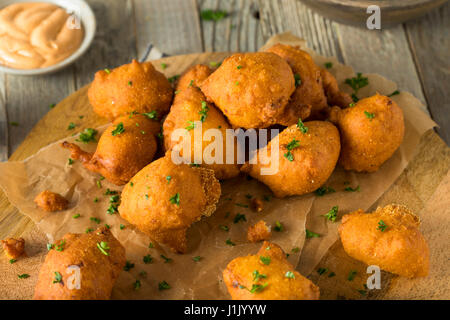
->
34, 190, 68, 212
201, 52, 295, 128
266, 44, 352, 122
176, 64, 213, 91
241, 121, 340, 198
223, 241, 320, 300
339, 204, 429, 278
62, 114, 159, 185
329, 94, 404, 172
266, 43, 327, 122
33, 227, 126, 300
118, 155, 221, 253
88, 59, 173, 121
2, 238, 25, 260
163, 85, 240, 180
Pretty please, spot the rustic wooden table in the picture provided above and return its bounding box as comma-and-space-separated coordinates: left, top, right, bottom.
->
0, 0, 449, 162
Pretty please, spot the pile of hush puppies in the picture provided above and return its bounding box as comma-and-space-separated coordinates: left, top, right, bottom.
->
3, 44, 429, 300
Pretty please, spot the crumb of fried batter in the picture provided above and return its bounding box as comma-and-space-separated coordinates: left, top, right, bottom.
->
251, 198, 263, 212
2, 238, 25, 260
34, 190, 68, 212
247, 220, 271, 242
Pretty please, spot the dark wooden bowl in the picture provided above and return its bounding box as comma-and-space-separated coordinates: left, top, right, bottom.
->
298, 0, 448, 27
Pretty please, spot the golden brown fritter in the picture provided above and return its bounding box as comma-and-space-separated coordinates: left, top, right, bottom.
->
33, 227, 126, 300
2, 238, 25, 260
118, 155, 221, 253
201, 52, 295, 128
176, 64, 212, 91
34, 190, 68, 212
241, 121, 340, 198
329, 94, 404, 172
266, 43, 326, 121
88, 59, 173, 121
339, 204, 429, 278
62, 114, 159, 185
223, 241, 319, 300
266, 44, 352, 123
163, 86, 240, 180
247, 220, 271, 243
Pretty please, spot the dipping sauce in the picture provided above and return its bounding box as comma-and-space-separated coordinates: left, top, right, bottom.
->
0, 2, 84, 69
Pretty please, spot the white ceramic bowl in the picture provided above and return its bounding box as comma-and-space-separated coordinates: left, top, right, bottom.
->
0, 0, 96, 76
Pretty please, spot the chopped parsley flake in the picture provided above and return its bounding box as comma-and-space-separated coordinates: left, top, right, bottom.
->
168, 75, 180, 83
325, 62, 333, 69
388, 90, 400, 97
166, 176, 171, 183
364, 111, 375, 120
285, 271, 295, 279
315, 186, 336, 196
294, 74, 301, 87
305, 229, 320, 239
18, 274, 30, 279
192, 256, 202, 262
199, 101, 209, 122
123, 261, 135, 271
161, 63, 167, 69
345, 73, 369, 101
55, 240, 65, 252
225, 238, 235, 246
76, 128, 97, 143
104, 68, 111, 74
160, 255, 172, 263
186, 121, 196, 131
133, 280, 141, 290
297, 118, 308, 133
68, 158, 74, 165
169, 193, 180, 206
317, 267, 328, 275
143, 254, 153, 264
348, 270, 357, 281
259, 256, 271, 265
72, 214, 81, 219
53, 271, 62, 284
252, 270, 267, 281
67, 122, 76, 130
200, 9, 228, 21
274, 221, 284, 232
220, 225, 229, 232
90, 217, 101, 224
323, 206, 338, 222
111, 122, 125, 136
377, 220, 387, 232
97, 242, 110, 256
143, 110, 158, 120
9, 259, 16, 264
233, 213, 247, 223
158, 280, 171, 290
345, 185, 360, 192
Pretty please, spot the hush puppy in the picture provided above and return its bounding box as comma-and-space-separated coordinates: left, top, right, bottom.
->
241, 121, 340, 198
62, 114, 159, 185
201, 52, 295, 128
339, 204, 429, 278
266, 44, 351, 122
176, 64, 212, 91
33, 227, 126, 300
223, 241, 319, 300
88, 60, 173, 121
163, 84, 240, 180
329, 93, 404, 172
118, 155, 221, 253
34, 190, 68, 212
2, 238, 25, 260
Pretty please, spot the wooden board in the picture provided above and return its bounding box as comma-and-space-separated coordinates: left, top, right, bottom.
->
0, 52, 449, 300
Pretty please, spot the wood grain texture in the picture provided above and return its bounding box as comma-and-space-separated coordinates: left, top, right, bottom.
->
405, 2, 450, 144
0, 72, 6, 161
134, 0, 203, 56
74, 0, 137, 88
198, 0, 264, 52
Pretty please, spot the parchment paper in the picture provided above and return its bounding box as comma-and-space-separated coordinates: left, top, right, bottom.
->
0, 33, 437, 299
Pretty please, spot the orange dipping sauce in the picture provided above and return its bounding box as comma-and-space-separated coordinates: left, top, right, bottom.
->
0, 2, 84, 69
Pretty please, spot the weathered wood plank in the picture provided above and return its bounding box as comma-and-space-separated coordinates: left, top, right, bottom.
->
198, 0, 264, 52
134, 0, 203, 57
74, 0, 137, 88
5, 70, 75, 158
0, 73, 7, 161
336, 24, 428, 111
405, 2, 450, 144
258, 0, 343, 59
